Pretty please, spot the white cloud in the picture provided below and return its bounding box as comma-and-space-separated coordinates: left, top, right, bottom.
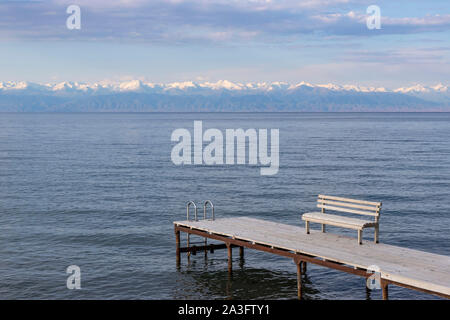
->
2, 1, 449, 42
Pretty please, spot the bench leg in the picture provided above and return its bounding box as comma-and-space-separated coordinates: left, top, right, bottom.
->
374, 225, 379, 243
305, 221, 310, 234
358, 230, 362, 245
321, 224, 326, 233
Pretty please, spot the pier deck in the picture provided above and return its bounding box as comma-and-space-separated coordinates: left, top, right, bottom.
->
174, 217, 450, 299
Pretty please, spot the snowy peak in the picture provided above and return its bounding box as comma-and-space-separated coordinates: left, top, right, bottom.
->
199, 80, 243, 90
394, 84, 448, 94
1, 80, 448, 112
317, 83, 342, 91
431, 83, 448, 92
53, 81, 81, 92
395, 84, 430, 93
0, 81, 51, 92
289, 81, 314, 89
0, 80, 448, 100
165, 81, 198, 90
118, 80, 146, 92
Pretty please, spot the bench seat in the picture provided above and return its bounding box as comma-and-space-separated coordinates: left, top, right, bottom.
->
302, 212, 376, 230
302, 195, 382, 244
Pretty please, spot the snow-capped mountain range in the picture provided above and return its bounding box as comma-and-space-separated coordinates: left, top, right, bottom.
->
0, 80, 448, 96
0, 80, 448, 112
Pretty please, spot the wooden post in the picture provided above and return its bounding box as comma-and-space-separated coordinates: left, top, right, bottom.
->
187, 234, 191, 259
302, 261, 307, 273
375, 209, 380, 244
227, 243, 232, 274
239, 246, 244, 260
296, 260, 303, 300
305, 221, 310, 234
381, 280, 389, 300
358, 230, 362, 245
175, 229, 181, 267
365, 285, 371, 300
321, 224, 326, 233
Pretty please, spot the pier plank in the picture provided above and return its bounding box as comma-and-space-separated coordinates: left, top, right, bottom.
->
174, 217, 450, 297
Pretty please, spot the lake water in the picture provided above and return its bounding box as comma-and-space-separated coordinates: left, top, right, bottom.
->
1, 112, 449, 300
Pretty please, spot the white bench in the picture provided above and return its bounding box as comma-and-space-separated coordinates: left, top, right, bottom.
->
302, 195, 382, 244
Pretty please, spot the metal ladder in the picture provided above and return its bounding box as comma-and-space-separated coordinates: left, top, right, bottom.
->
186, 200, 215, 257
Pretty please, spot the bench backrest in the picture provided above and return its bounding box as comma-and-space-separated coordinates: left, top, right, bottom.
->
317, 195, 382, 221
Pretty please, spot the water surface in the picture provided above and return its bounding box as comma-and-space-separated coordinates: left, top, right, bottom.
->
1, 113, 449, 299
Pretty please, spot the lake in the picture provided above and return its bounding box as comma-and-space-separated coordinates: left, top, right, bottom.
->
1, 112, 449, 299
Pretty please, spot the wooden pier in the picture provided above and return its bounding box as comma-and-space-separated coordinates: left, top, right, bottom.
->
174, 217, 450, 300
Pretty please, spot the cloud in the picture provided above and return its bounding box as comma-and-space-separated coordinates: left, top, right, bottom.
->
0, 0, 449, 43
342, 47, 450, 65
312, 11, 450, 35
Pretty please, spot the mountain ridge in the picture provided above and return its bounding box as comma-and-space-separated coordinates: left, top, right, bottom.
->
1, 79, 448, 95
1, 80, 449, 112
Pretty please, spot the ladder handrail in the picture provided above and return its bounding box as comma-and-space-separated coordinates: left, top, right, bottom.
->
186, 201, 198, 221
203, 200, 215, 220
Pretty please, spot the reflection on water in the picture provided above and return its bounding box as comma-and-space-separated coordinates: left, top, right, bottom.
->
175, 253, 320, 300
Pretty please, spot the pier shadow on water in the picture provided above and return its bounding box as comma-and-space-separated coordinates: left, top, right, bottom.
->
174, 255, 320, 300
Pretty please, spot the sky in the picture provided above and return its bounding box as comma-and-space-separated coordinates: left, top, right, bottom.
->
0, 0, 449, 88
